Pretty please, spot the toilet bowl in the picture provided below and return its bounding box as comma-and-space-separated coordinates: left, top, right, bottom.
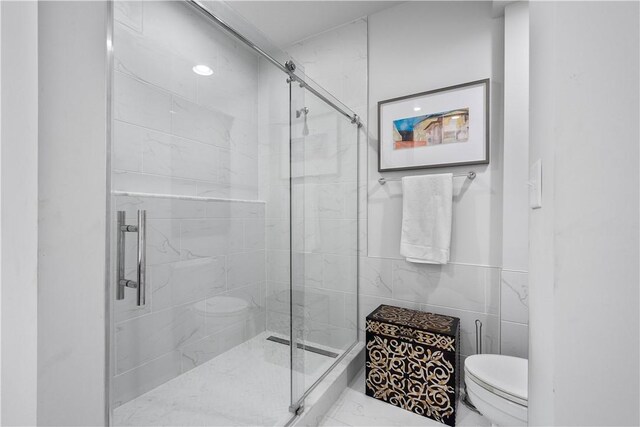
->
464, 354, 528, 426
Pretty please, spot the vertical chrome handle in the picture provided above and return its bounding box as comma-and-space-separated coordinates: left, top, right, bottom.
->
116, 211, 126, 300
136, 210, 146, 306
115, 210, 146, 306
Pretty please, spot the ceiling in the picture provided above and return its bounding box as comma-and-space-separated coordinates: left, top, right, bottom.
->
227, 1, 403, 46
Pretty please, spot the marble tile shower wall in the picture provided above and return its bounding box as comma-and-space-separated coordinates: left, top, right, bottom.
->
287, 13, 521, 359
262, 20, 365, 353
112, 195, 266, 406
111, 2, 268, 406
262, 184, 360, 351
112, 1, 260, 200
255, 33, 361, 352
256, 59, 293, 347
259, 94, 360, 351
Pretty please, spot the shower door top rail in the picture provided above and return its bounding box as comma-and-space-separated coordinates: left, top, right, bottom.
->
188, 0, 362, 128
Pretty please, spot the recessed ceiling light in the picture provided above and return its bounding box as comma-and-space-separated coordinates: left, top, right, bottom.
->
192, 64, 213, 76
450, 115, 460, 119
413, 107, 421, 112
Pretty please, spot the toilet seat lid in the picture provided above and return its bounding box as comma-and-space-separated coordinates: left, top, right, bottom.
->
465, 354, 528, 402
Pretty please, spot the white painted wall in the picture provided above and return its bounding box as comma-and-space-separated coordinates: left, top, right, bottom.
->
528, 2, 556, 423
366, 1, 505, 356
37, 2, 109, 425
502, 2, 529, 274
0, 1, 39, 425
368, 1, 504, 265
529, 1, 639, 425
500, 1, 529, 359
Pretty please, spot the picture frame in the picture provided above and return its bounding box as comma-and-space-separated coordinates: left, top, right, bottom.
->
377, 79, 490, 172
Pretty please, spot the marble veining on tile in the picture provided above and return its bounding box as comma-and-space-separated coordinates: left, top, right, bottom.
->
358, 257, 392, 298
112, 0, 262, 201
114, 0, 142, 33
171, 96, 233, 148
113, 332, 337, 427
500, 270, 529, 324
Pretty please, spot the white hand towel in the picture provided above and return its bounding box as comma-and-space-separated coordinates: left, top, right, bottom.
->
400, 173, 453, 264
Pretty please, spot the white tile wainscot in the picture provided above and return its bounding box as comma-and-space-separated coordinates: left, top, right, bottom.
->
500, 269, 529, 358
501, 270, 529, 324
357, 257, 501, 357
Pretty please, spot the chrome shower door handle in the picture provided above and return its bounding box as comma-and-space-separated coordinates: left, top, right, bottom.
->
116, 211, 127, 300
136, 210, 147, 306
115, 209, 147, 307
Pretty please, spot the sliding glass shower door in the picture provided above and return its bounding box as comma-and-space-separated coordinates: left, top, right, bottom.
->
107, 1, 359, 425
289, 80, 359, 412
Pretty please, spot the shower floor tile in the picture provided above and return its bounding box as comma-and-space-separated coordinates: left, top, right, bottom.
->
318, 368, 490, 427
113, 332, 337, 426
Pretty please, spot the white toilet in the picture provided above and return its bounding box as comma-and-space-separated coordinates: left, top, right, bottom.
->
464, 354, 528, 426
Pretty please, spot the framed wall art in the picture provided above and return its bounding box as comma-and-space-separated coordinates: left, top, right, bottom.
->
378, 79, 490, 172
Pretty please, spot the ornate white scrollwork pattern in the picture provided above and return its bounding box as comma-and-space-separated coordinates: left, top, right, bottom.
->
370, 305, 414, 325
366, 320, 456, 352
366, 335, 456, 425
370, 305, 455, 334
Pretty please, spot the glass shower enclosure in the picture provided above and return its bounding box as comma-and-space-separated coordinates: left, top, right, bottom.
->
107, 1, 359, 425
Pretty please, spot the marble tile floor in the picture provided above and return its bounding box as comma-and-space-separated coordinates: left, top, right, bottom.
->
318, 368, 490, 427
113, 332, 338, 426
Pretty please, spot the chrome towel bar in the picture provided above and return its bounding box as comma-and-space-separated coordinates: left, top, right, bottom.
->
378, 171, 476, 186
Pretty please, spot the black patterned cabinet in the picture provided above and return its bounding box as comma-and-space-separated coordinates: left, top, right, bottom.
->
365, 305, 461, 426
